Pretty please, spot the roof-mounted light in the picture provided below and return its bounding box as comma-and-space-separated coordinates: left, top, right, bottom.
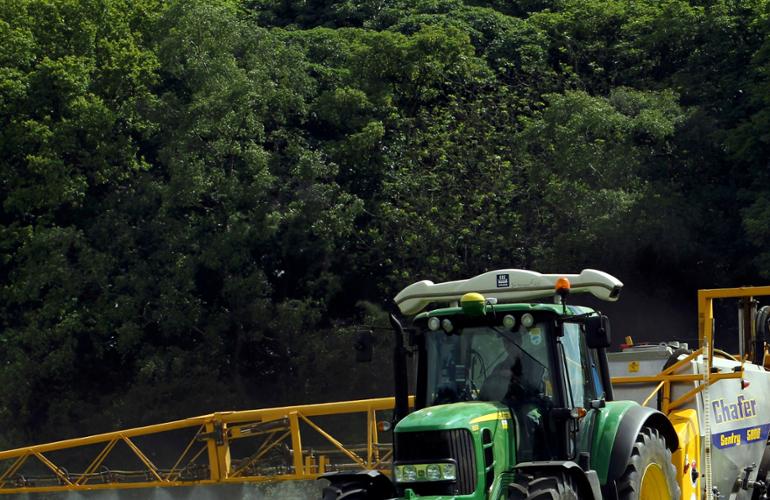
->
555, 277, 570, 307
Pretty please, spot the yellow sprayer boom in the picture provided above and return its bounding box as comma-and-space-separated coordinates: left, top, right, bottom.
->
0, 397, 411, 495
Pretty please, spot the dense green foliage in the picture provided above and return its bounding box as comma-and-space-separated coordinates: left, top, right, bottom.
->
1, 0, 769, 444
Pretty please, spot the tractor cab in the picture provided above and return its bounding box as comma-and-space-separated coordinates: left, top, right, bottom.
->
394, 269, 620, 409
412, 301, 603, 462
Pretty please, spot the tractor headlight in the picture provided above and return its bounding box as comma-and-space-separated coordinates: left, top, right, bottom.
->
426, 464, 441, 481
402, 464, 417, 482
394, 462, 456, 483
441, 462, 456, 480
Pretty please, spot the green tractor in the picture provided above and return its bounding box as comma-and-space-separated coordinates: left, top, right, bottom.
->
322, 269, 681, 499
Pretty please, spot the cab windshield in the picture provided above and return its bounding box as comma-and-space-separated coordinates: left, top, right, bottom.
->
422, 319, 559, 460
424, 322, 556, 407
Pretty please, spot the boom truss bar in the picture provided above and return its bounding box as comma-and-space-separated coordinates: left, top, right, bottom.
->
0, 396, 412, 494
77, 439, 117, 485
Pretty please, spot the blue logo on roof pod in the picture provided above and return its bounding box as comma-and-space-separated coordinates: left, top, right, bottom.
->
496, 274, 510, 288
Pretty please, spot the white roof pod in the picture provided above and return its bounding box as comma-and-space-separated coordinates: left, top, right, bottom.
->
394, 268, 623, 315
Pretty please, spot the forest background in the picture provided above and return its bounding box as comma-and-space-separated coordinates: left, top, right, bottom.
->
2, 0, 770, 447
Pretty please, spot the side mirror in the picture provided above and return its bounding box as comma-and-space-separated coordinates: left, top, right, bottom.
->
755, 306, 770, 365
354, 330, 374, 362
585, 315, 611, 348
757, 306, 770, 340
389, 313, 410, 423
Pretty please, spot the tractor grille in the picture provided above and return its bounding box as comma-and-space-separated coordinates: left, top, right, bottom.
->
394, 429, 477, 496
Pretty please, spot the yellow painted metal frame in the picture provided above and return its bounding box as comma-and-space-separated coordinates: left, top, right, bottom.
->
669, 409, 701, 500
0, 396, 412, 494
612, 285, 770, 415
698, 286, 770, 359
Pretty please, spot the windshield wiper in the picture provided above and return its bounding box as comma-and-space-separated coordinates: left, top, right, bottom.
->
491, 326, 549, 374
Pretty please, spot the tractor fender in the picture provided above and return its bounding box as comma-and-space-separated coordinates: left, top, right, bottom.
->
606, 404, 679, 482
513, 460, 602, 499
319, 470, 396, 499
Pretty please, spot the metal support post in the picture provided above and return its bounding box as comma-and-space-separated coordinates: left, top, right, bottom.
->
289, 412, 304, 476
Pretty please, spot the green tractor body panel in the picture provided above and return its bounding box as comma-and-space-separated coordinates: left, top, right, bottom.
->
585, 400, 639, 483
395, 402, 509, 431
392, 399, 637, 499
415, 303, 580, 321
395, 402, 515, 499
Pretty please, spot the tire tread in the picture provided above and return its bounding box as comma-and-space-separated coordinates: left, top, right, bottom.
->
616, 426, 680, 500
508, 471, 579, 500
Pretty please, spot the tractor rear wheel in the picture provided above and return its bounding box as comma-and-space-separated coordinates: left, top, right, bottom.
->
508, 471, 580, 499
616, 426, 680, 500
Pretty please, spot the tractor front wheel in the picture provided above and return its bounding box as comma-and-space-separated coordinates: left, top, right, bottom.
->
616, 427, 680, 500
322, 482, 367, 500
508, 471, 580, 499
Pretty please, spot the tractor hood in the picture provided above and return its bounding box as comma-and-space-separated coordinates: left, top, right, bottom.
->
392, 402, 515, 499
395, 401, 511, 433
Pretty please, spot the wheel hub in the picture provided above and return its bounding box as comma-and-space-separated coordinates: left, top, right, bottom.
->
639, 462, 672, 500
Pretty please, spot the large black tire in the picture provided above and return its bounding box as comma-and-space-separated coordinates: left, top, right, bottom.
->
320, 471, 394, 500
616, 427, 681, 500
322, 481, 367, 500
508, 471, 580, 500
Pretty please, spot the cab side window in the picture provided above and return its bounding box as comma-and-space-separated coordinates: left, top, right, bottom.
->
561, 323, 597, 407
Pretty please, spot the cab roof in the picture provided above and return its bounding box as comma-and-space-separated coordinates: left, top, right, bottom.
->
395, 268, 623, 315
